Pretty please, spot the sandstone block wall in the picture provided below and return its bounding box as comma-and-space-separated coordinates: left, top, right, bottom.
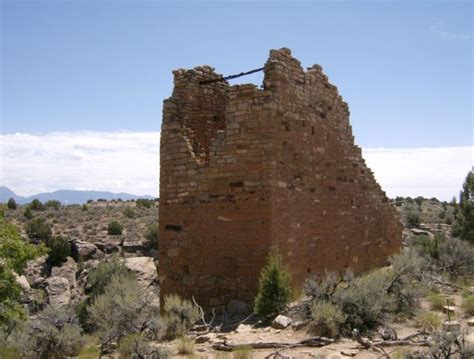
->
159, 48, 402, 311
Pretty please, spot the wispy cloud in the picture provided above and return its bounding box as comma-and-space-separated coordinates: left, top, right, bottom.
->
0, 131, 472, 201
429, 21, 471, 40
0, 131, 160, 197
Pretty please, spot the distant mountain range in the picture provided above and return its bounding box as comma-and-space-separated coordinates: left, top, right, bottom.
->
0, 186, 155, 205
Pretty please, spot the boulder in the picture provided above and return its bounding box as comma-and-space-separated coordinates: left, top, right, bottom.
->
124, 257, 157, 288
272, 315, 292, 329
71, 240, 98, 260
51, 257, 77, 289
467, 318, 474, 327
24, 256, 47, 288
466, 332, 474, 346
235, 324, 252, 333
122, 234, 148, 253
14, 274, 31, 292
95, 237, 122, 254
46, 276, 70, 307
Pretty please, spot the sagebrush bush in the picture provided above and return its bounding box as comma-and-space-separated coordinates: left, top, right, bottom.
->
107, 220, 123, 235
162, 294, 199, 339
304, 272, 343, 302
87, 258, 133, 299
437, 236, 474, 278
310, 300, 346, 338
332, 268, 394, 331
254, 251, 292, 316
45, 235, 71, 266
18, 306, 84, 359
118, 333, 170, 359
25, 218, 52, 241
123, 207, 135, 219
87, 274, 160, 345
304, 249, 422, 334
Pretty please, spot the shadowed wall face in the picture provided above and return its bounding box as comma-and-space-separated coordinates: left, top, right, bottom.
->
159, 48, 402, 312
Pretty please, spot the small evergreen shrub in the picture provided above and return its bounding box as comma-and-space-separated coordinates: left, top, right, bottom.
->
25, 218, 52, 241
406, 211, 420, 227
29, 199, 45, 211
6, 198, 17, 210
45, 235, 71, 266
81, 204, 88, 212
45, 200, 61, 210
162, 294, 199, 339
107, 220, 123, 235
254, 251, 292, 316
310, 300, 346, 337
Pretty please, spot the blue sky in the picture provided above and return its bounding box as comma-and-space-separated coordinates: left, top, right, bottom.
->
0, 1, 472, 198
2, 0, 472, 147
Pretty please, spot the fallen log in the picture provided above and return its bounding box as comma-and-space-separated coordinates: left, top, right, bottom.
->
212, 337, 334, 351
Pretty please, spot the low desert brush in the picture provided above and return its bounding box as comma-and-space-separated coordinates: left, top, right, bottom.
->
176, 336, 195, 355
416, 311, 442, 331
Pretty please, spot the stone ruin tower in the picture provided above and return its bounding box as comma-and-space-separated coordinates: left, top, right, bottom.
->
159, 48, 402, 311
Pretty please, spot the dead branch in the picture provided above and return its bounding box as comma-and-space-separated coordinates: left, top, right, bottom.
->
422, 274, 463, 290
212, 336, 334, 351
192, 296, 217, 333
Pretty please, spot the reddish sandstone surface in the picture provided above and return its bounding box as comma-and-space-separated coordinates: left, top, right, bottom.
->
159, 48, 402, 311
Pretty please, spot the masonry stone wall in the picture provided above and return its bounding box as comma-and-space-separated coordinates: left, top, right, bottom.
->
159, 48, 402, 311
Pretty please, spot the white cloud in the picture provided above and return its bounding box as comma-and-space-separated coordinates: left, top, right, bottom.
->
0, 131, 472, 201
0, 131, 160, 197
429, 21, 471, 40
363, 147, 473, 201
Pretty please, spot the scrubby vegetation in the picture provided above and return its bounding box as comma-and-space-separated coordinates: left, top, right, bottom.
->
44, 235, 71, 266
1, 186, 473, 357
254, 250, 292, 316
107, 220, 123, 235
161, 294, 199, 339
0, 217, 47, 331
25, 218, 52, 241
7, 198, 16, 210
